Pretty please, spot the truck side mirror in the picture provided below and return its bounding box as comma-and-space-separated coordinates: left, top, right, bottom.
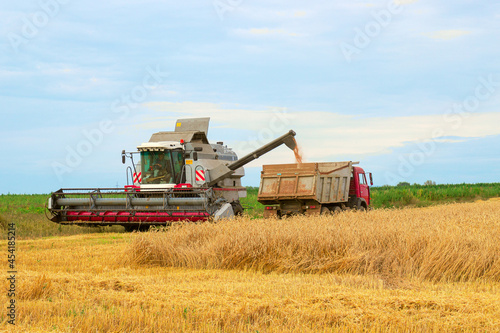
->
121, 150, 126, 164
369, 172, 373, 186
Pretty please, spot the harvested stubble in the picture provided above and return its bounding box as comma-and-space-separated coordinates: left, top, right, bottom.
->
127, 200, 500, 282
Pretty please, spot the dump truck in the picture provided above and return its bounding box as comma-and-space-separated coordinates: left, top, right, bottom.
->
47, 117, 297, 230
257, 161, 373, 217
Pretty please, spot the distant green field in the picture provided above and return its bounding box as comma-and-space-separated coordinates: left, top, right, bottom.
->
1, 183, 498, 217
240, 183, 500, 215
0, 194, 123, 239
239, 187, 263, 218
371, 183, 500, 209
0, 194, 47, 214
1, 183, 498, 239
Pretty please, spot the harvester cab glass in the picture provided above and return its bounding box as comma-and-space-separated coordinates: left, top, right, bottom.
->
141, 149, 184, 184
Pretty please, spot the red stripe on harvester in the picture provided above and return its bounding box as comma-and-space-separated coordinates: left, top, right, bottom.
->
66, 211, 210, 223
196, 170, 205, 181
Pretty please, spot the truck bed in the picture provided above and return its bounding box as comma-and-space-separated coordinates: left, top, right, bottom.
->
257, 162, 353, 205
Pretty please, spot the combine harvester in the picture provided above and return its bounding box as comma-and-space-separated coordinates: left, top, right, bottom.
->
47, 117, 296, 230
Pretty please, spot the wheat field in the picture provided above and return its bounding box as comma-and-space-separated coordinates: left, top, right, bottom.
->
127, 199, 500, 282
1, 199, 500, 332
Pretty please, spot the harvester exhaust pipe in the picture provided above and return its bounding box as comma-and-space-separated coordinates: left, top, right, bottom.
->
208, 130, 296, 186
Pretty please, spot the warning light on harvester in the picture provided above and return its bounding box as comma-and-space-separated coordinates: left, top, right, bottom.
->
180, 139, 185, 144
174, 183, 192, 189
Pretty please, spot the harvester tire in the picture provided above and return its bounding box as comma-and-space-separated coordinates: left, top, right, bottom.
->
231, 201, 244, 216
139, 225, 151, 232
124, 224, 150, 232
124, 225, 136, 232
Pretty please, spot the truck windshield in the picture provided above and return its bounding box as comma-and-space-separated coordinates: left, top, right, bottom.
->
141, 150, 184, 184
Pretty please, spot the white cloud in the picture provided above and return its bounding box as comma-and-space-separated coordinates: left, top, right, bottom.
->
293, 11, 307, 18
395, 0, 420, 4
233, 27, 304, 38
249, 28, 285, 35
426, 30, 471, 40
140, 101, 500, 167
432, 138, 467, 143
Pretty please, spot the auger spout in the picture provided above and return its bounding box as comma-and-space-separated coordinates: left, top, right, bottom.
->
207, 130, 296, 186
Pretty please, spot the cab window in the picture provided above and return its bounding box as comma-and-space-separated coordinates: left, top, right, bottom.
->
141, 150, 174, 184
358, 173, 367, 185
171, 150, 185, 183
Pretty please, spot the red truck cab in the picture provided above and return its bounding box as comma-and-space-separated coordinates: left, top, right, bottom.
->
349, 166, 373, 210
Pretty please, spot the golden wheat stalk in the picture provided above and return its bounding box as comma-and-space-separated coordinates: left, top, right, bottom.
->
125, 201, 500, 282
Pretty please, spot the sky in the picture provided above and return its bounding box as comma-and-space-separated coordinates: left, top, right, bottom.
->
1, 0, 499, 194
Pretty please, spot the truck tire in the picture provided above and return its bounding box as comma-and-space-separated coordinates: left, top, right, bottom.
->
357, 199, 366, 212
356, 199, 367, 212
320, 206, 331, 215
332, 206, 342, 214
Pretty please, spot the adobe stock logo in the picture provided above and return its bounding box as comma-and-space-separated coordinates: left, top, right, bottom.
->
51, 65, 169, 182
234, 108, 295, 154
213, 0, 243, 21
384, 74, 499, 185
7, 0, 70, 53
339, 0, 414, 63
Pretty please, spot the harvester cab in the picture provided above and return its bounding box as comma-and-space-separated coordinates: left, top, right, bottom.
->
123, 117, 246, 196
135, 141, 185, 186
47, 117, 296, 230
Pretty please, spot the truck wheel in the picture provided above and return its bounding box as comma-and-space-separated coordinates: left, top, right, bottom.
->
332, 206, 342, 214
356, 199, 367, 212
320, 206, 331, 215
